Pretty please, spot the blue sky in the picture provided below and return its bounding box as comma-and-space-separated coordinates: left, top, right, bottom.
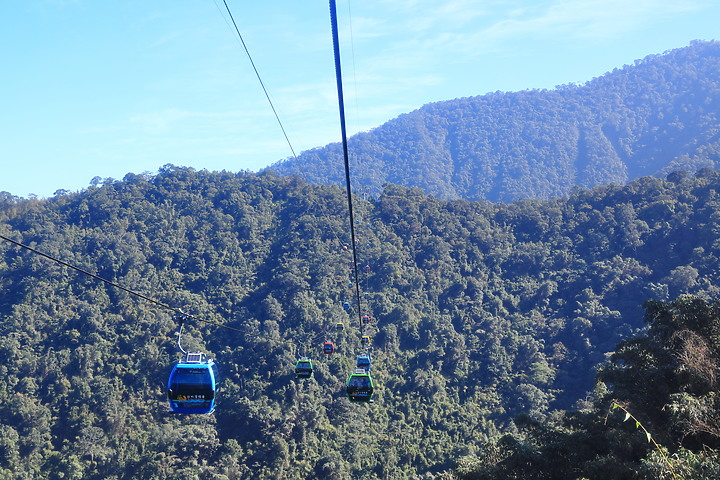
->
2, 0, 718, 198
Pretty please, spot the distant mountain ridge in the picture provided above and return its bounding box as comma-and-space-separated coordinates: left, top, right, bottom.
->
268, 40, 720, 202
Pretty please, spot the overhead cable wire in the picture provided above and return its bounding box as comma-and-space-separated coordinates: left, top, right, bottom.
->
345, 0, 362, 135
329, 0, 365, 341
219, 0, 299, 161
0, 233, 261, 337
219, 1, 360, 345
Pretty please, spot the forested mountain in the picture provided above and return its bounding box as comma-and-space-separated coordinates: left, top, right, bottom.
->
2, 166, 720, 478
269, 40, 720, 203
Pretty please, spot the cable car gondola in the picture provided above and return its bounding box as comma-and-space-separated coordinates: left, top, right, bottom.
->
294, 357, 314, 379
342, 301, 351, 312
346, 368, 374, 402
167, 352, 219, 414
323, 342, 335, 354
361, 335, 370, 346
336, 322, 344, 331
362, 315, 370, 325
356, 355, 371, 371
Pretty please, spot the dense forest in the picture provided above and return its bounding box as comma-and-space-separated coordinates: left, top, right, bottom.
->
456, 295, 720, 479
1, 166, 720, 478
269, 40, 720, 203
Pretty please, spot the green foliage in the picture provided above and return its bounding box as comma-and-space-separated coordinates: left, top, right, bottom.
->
456, 296, 720, 479
610, 403, 679, 479
2, 166, 720, 477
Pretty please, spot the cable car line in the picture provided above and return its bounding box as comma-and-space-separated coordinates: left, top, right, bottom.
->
329, 0, 375, 403
344, 0, 361, 136
329, 0, 364, 339
216, 0, 372, 359
0, 233, 176, 311
0, 233, 259, 338
216, 0, 364, 332
218, 0, 298, 161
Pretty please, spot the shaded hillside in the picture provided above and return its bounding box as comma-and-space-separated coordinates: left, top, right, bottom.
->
269, 41, 720, 202
455, 296, 720, 480
2, 167, 720, 478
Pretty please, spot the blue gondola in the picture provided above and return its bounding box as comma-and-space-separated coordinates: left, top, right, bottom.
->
357, 355, 371, 371
167, 352, 219, 414
342, 301, 351, 312
346, 368, 374, 402
295, 357, 314, 379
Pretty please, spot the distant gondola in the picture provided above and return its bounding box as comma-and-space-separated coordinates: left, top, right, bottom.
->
336, 322, 344, 331
361, 335, 370, 346
356, 355, 371, 371
323, 342, 335, 354
295, 357, 314, 379
346, 368, 374, 402
167, 352, 219, 414
362, 315, 370, 325
342, 301, 351, 312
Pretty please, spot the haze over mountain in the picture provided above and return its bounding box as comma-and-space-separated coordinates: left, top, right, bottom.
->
268, 41, 720, 202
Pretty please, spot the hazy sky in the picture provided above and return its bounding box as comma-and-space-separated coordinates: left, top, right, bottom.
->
2, 0, 718, 198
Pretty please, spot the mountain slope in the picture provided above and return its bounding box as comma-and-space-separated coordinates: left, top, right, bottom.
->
3, 167, 720, 477
268, 41, 720, 202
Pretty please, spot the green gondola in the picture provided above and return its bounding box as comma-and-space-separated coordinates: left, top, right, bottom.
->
346, 368, 374, 402
294, 357, 314, 379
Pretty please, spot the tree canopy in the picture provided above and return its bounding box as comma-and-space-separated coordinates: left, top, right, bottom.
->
2, 166, 720, 478
457, 295, 720, 480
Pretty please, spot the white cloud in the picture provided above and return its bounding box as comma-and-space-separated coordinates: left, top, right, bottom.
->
354, 0, 715, 61
462, 0, 713, 46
